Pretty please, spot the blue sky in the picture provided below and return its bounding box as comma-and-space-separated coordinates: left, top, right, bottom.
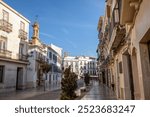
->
4, 0, 105, 57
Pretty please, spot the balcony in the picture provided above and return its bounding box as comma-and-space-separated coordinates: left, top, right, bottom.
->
108, 52, 115, 64
17, 54, 28, 61
100, 55, 105, 62
99, 39, 105, 49
18, 29, 27, 40
0, 49, 12, 58
109, 25, 126, 51
36, 54, 46, 63
0, 19, 12, 33
119, 0, 140, 25
104, 24, 110, 39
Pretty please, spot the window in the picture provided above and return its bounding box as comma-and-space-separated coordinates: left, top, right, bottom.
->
148, 41, 150, 61
114, 8, 119, 23
49, 52, 52, 60
71, 62, 73, 66
75, 62, 78, 67
0, 42, 1, 49
3, 10, 9, 21
20, 21, 25, 30
53, 75, 55, 81
87, 63, 89, 68
0, 36, 7, 50
3, 41, 6, 50
90, 71, 92, 75
55, 56, 57, 63
53, 54, 57, 63
19, 44, 24, 55
119, 61, 123, 73
65, 62, 68, 67
49, 75, 51, 84
0, 66, 4, 83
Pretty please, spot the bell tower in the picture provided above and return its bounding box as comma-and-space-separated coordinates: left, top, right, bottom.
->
32, 22, 40, 45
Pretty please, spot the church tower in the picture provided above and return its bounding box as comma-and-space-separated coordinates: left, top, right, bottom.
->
31, 22, 40, 45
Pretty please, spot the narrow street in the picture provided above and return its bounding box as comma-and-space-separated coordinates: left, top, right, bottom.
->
0, 80, 116, 100
81, 81, 116, 100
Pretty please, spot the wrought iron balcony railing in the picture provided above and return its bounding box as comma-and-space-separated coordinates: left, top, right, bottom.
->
0, 19, 12, 33
36, 54, 46, 63
17, 54, 28, 61
0, 49, 12, 58
18, 29, 27, 40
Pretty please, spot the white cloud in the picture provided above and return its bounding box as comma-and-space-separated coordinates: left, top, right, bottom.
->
61, 28, 69, 35
64, 38, 77, 49
40, 32, 56, 39
63, 22, 96, 29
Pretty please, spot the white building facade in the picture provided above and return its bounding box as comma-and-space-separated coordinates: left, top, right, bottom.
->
47, 45, 62, 90
0, 1, 30, 92
63, 56, 97, 79
27, 22, 62, 90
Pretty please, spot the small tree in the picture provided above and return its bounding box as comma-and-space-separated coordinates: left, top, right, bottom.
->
41, 62, 51, 91
42, 62, 51, 74
84, 73, 90, 86
61, 66, 77, 100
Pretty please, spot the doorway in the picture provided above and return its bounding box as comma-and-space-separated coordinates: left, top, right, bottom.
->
123, 51, 134, 99
131, 49, 141, 99
16, 67, 23, 90
102, 71, 105, 84
116, 59, 120, 99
